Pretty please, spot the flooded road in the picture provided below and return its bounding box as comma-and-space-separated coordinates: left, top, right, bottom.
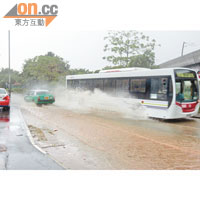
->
0, 103, 63, 170
16, 93, 200, 169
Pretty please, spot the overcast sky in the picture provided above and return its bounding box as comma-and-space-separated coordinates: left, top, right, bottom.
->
1, 30, 200, 72
1, 0, 200, 72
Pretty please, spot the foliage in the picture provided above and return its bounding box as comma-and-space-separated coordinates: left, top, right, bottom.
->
128, 50, 155, 68
94, 70, 100, 73
0, 52, 97, 92
11, 88, 24, 93
68, 68, 92, 75
151, 65, 160, 69
22, 52, 70, 87
0, 68, 22, 88
103, 31, 159, 68
1, 52, 94, 91
102, 65, 126, 70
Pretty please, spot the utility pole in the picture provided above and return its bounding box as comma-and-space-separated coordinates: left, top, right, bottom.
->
181, 41, 186, 56
8, 30, 11, 97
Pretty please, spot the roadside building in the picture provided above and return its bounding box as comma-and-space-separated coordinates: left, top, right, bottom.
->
159, 49, 200, 72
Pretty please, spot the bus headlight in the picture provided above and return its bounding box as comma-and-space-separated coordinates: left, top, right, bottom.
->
182, 104, 187, 108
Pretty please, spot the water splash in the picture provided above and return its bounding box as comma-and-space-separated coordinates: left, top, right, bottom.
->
54, 89, 148, 120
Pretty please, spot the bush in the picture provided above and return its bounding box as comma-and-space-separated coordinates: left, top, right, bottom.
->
11, 88, 25, 94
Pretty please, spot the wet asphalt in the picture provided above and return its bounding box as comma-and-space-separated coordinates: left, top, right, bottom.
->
0, 106, 63, 170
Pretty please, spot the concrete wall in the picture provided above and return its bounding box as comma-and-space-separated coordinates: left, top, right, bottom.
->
159, 49, 200, 71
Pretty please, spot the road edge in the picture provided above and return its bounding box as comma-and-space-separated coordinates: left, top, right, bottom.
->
18, 107, 47, 155
18, 107, 66, 169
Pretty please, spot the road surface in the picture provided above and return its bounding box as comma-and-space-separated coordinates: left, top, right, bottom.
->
0, 105, 63, 170
14, 93, 200, 170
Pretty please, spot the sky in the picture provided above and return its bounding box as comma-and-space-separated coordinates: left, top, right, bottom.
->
1, 30, 200, 72
1, 0, 200, 72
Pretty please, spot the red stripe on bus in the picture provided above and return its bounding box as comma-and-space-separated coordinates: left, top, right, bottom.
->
176, 101, 198, 113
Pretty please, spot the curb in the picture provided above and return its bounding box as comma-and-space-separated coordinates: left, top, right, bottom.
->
19, 107, 66, 169
18, 108, 47, 155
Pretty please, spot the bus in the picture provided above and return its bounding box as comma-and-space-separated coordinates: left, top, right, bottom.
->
66, 68, 200, 119
197, 70, 200, 101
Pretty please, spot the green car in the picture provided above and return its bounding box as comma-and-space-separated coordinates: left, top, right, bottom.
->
24, 90, 55, 105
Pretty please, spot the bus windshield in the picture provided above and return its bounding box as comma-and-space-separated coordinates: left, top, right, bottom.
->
176, 79, 198, 102
175, 69, 199, 102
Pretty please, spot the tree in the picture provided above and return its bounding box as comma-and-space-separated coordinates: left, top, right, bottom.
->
22, 53, 70, 88
46, 51, 55, 57
103, 31, 159, 68
68, 68, 92, 75
0, 68, 21, 88
128, 50, 155, 68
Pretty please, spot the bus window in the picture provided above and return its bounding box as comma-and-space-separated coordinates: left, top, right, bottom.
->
176, 81, 181, 95
68, 80, 79, 89
79, 80, 87, 89
116, 79, 129, 96
130, 78, 148, 99
176, 79, 198, 102
67, 80, 72, 88
103, 79, 116, 93
130, 79, 146, 93
85, 79, 94, 90
74, 80, 79, 88
183, 81, 192, 100
93, 79, 104, 90
150, 77, 168, 100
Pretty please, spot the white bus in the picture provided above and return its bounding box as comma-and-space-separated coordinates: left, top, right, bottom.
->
66, 68, 200, 119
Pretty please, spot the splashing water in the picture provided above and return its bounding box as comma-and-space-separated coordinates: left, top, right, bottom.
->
54, 88, 148, 120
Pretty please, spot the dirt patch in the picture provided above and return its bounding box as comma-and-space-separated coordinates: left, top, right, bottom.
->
0, 144, 7, 152
28, 125, 47, 141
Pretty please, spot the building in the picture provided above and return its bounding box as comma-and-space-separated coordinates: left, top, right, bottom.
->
159, 49, 200, 71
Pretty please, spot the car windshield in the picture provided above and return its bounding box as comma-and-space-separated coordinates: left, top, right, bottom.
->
176, 80, 198, 102
0, 89, 6, 94
36, 91, 49, 95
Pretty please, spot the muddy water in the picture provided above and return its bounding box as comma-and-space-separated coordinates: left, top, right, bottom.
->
13, 94, 200, 169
